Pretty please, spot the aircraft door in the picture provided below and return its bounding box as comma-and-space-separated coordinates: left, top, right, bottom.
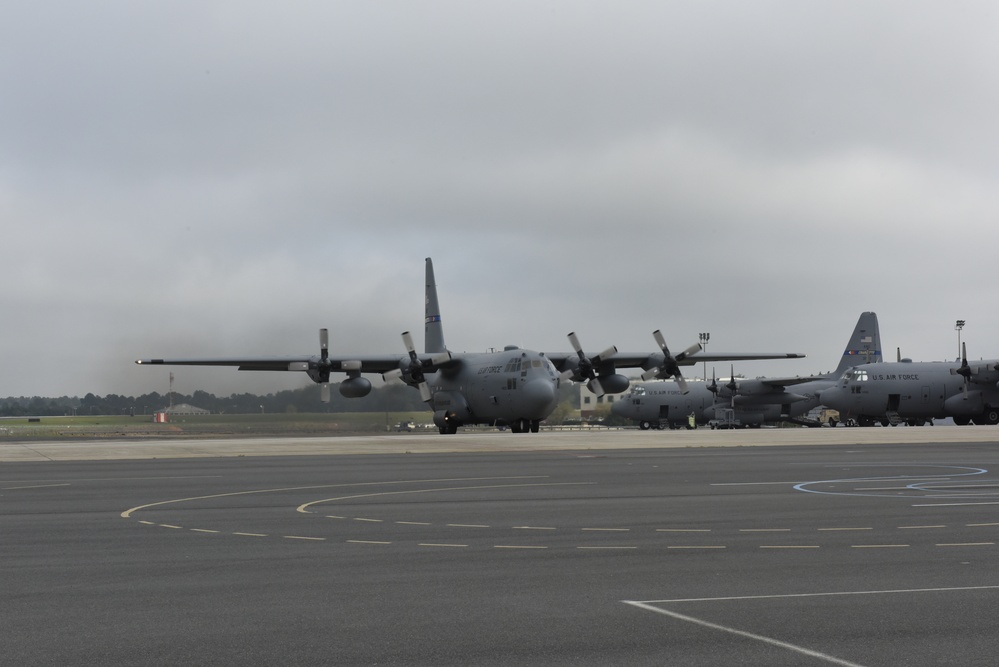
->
658, 405, 669, 421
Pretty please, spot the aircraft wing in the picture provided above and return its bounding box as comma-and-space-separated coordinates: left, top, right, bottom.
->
135, 355, 410, 374
545, 351, 804, 371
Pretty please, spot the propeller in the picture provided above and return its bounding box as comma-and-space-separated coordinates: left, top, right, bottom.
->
707, 368, 719, 395
955, 342, 972, 397
563, 331, 617, 397
725, 365, 738, 407
640, 330, 701, 394
383, 331, 451, 402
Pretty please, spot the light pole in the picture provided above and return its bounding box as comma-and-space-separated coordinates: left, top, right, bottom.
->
955, 320, 965, 360
699, 332, 710, 380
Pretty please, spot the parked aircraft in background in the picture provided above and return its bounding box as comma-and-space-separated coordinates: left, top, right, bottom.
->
818, 343, 999, 426
612, 312, 881, 429
137, 258, 804, 434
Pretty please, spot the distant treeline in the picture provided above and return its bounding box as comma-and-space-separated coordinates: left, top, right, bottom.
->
0, 383, 430, 417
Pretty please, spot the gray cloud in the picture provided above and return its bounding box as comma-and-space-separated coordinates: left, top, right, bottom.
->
2, 1, 997, 398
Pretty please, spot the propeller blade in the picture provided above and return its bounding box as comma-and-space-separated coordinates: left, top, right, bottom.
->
595, 345, 618, 362
383, 368, 403, 382
680, 343, 702, 359
288, 362, 309, 371
640, 368, 659, 381
320, 383, 331, 403
418, 382, 432, 402
652, 329, 669, 353
675, 375, 689, 394
320, 328, 329, 360
430, 351, 452, 365
568, 332, 583, 355
587, 377, 605, 398
402, 331, 417, 356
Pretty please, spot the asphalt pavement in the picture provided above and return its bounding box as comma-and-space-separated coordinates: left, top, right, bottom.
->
4, 429, 999, 665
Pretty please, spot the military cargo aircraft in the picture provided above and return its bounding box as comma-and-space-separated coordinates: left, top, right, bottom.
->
136, 258, 804, 434
818, 343, 999, 426
612, 312, 882, 429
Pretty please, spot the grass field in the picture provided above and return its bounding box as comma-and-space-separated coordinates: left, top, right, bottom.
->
0, 412, 436, 440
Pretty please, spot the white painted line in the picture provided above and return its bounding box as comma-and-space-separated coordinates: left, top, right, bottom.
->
284, 535, 325, 541
354, 517, 383, 523
740, 528, 791, 533
636, 584, 999, 604
759, 545, 819, 549
936, 542, 994, 547
898, 525, 946, 529
159, 524, 182, 529
818, 527, 873, 532
233, 532, 267, 537
494, 545, 548, 550
912, 501, 999, 507
577, 546, 637, 550
396, 521, 431, 526
418, 543, 468, 548
656, 529, 711, 533
447, 524, 489, 528
623, 601, 866, 667
190, 528, 220, 534
2, 483, 71, 490
967, 522, 999, 527
667, 545, 726, 550
347, 540, 392, 545
711, 481, 806, 486
851, 544, 909, 549
513, 526, 556, 530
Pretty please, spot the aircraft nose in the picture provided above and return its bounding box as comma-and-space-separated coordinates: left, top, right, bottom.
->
817, 387, 843, 408
523, 379, 557, 413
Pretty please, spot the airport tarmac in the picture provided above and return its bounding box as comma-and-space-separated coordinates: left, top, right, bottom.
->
4, 428, 999, 665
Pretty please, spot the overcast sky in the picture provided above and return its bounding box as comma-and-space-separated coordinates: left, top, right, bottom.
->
3, 1, 997, 399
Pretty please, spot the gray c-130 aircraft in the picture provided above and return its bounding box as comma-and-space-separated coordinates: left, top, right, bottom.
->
818, 342, 999, 426
612, 311, 882, 429
136, 258, 804, 434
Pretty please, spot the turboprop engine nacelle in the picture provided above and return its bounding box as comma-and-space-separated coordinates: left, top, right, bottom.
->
597, 374, 630, 395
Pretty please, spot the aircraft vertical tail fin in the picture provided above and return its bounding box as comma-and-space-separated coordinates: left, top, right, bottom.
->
834, 311, 882, 375
424, 257, 447, 354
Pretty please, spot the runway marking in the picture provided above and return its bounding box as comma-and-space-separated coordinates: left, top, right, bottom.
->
495, 545, 548, 550
2, 483, 71, 490
296, 481, 593, 514
347, 540, 392, 545
711, 481, 806, 486
740, 528, 791, 533
967, 522, 999, 527
818, 527, 872, 532
623, 601, 866, 667
913, 501, 999, 507
285, 535, 325, 541
936, 542, 994, 547
851, 544, 909, 549
513, 526, 557, 530
121, 476, 550, 518
898, 525, 946, 530
233, 532, 267, 537
635, 584, 999, 604
354, 518, 383, 523
396, 521, 432, 526
448, 523, 489, 528
759, 545, 819, 549
667, 545, 726, 550
418, 543, 467, 548
577, 546, 637, 550
159, 524, 182, 529
139, 520, 157, 525
190, 528, 220, 534
656, 528, 711, 533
